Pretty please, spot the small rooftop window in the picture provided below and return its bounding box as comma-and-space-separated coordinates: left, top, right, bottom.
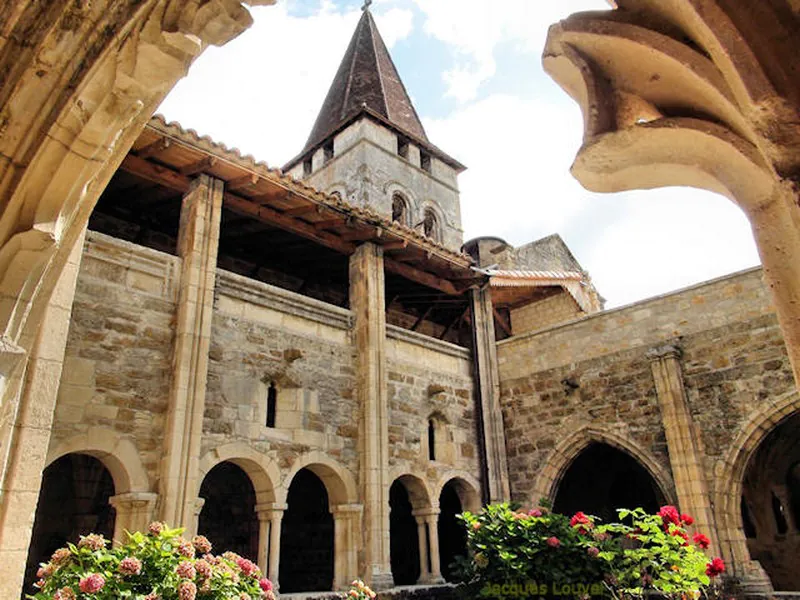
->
323, 140, 334, 163
420, 151, 431, 173
397, 136, 409, 159
303, 157, 313, 176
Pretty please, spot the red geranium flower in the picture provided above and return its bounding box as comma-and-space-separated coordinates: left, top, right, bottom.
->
706, 557, 725, 578
693, 533, 711, 549
658, 505, 681, 527
546, 536, 561, 548
680, 513, 694, 526
570, 511, 593, 533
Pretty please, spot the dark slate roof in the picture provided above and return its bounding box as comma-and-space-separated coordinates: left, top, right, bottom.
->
302, 8, 428, 154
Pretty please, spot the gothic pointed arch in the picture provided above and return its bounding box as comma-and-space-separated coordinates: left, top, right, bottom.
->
531, 424, 675, 509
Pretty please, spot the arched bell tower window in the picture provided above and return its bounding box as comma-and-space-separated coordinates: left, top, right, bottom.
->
266, 382, 277, 428
422, 208, 439, 241
392, 193, 409, 226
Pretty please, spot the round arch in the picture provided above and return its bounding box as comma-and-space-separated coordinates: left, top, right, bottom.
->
390, 471, 433, 511
384, 181, 419, 222
279, 451, 357, 508
433, 472, 481, 513
46, 429, 150, 493
714, 390, 800, 570
198, 442, 280, 505
532, 425, 676, 508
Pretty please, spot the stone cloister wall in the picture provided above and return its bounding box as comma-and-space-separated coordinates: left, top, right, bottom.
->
41, 227, 482, 591
497, 266, 795, 583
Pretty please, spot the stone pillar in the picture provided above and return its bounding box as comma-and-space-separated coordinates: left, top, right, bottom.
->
470, 287, 510, 503
423, 511, 444, 584
648, 345, 720, 553
110, 492, 159, 543
413, 513, 430, 583
333, 504, 362, 590
158, 175, 223, 528
349, 243, 392, 588
256, 502, 286, 587
0, 229, 86, 599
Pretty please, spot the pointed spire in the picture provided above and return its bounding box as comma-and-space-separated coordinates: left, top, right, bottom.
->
300, 8, 428, 157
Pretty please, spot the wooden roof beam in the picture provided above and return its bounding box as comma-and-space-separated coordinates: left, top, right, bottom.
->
136, 137, 171, 159
180, 156, 218, 176
384, 257, 460, 296
282, 203, 325, 218
226, 172, 260, 191
223, 192, 355, 255
121, 155, 191, 192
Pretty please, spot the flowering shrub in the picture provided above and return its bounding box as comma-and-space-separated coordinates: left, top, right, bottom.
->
341, 579, 376, 600
456, 504, 726, 599
27, 523, 275, 600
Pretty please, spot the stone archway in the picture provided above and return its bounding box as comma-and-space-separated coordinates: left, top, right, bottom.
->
23, 454, 116, 598
715, 391, 800, 588
389, 474, 432, 585
279, 468, 335, 593
198, 461, 259, 561
532, 425, 676, 509
436, 477, 479, 583
738, 412, 800, 591
552, 443, 666, 522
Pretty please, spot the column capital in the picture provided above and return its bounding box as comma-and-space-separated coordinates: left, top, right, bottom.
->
192, 497, 206, 517
412, 507, 440, 518
332, 503, 363, 516
646, 343, 682, 362
109, 492, 159, 510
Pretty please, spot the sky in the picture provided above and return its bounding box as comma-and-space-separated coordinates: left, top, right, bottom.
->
158, 0, 761, 308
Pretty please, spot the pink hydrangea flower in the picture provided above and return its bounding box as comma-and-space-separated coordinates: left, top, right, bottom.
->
119, 556, 142, 576
527, 508, 543, 517
236, 556, 259, 578
192, 535, 212, 554
79, 573, 105, 594
177, 537, 196, 558
53, 588, 76, 600
77, 534, 107, 551
51, 548, 71, 565
178, 580, 197, 600
144, 594, 161, 600
195, 559, 212, 579
259, 578, 273, 592
37, 563, 54, 579
546, 536, 560, 548
587, 546, 600, 557
148, 521, 165, 536
176, 560, 196, 579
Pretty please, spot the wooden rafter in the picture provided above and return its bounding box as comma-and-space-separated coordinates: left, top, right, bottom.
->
135, 137, 171, 159
493, 307, 513, 337
384, 258, 459, 296
225, 172, 260, 191
180, 156, 218, 176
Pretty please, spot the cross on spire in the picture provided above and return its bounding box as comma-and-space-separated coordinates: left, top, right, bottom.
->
362, 0, 372, 11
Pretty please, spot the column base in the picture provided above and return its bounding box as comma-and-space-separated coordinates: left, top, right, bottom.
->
419, 574, 446, 585
737, 560, 774, 600
367, 569, 395, 591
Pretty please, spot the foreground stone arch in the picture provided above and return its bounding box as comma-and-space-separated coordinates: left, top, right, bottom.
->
532, 424, 676, 508
715, 390, 800, 579
432, 471, 481, 513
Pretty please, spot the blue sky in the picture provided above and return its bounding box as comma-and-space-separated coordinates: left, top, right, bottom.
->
159, 0, 761, 308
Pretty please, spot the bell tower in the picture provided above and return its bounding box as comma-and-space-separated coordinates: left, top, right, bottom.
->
284, 5, 466, 251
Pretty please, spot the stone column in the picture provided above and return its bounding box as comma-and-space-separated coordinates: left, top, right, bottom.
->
333, 504, 362, 590
413, 513, 430, 583
189, 498, 206, 539
470, 287, 511, 503
110, 492, 159, 543
349, 243, 392, 588
158, 175, 223, 529
648, 345, 719, 553
256, 502, 286, 587
423, 511, 444, 584
0, 229, 86, 599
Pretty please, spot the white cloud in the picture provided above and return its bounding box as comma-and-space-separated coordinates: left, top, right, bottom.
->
425, 92, 760, 308
413, 0, 607, 101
